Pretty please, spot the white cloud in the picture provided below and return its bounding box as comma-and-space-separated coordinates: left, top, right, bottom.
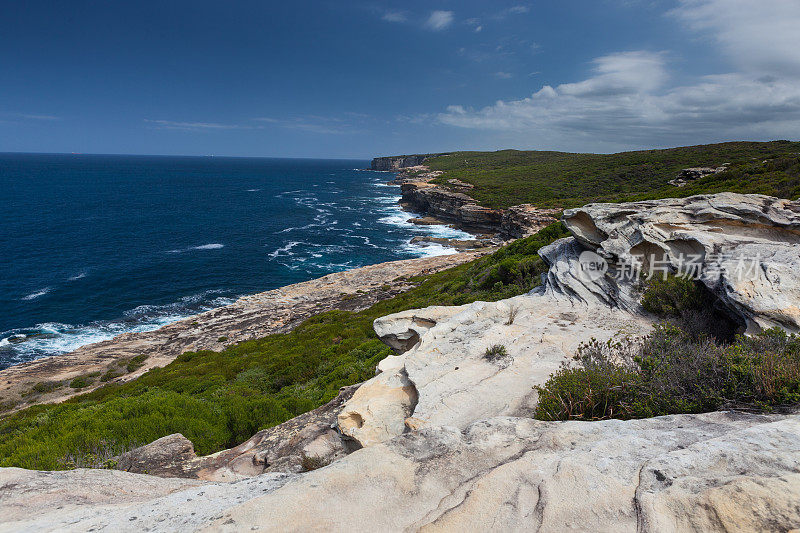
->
382, 11, 407, 23
144, 119, 249, 130
20, 114, 60, 121
425, 10, 454, 31
494, 71, 513, 79
671, 0, 800, 76
436, 0, 800, 150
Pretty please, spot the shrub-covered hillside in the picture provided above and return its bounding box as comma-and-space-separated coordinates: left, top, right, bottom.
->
0, 224, 569, 470
424, 141, 800, 209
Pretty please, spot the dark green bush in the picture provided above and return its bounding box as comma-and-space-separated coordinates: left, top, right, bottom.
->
535, 325, 800, 421
484, 344, 508, 361
29, 381, 64, 395
125, 354, 148, 373
69, 373, 100, 389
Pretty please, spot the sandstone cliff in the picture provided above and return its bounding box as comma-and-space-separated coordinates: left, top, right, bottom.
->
2, 193, 799, 532
370, 154, 450, 171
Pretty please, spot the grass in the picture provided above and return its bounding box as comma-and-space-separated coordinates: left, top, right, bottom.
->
0, 222, 569, 470
423, 141, 800, 209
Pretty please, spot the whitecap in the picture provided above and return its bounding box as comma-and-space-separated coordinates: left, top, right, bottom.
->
191, 243, 224, 250
22, 288, 51, 301
68, 272, 87, 281
246, 188, 261, 192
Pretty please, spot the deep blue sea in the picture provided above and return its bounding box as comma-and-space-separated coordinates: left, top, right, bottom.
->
0, 153, 471, 369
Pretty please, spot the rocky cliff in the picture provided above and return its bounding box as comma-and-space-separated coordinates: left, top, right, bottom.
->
370, 154, 449, 171
399, 172, 560, 237
2, 193, 799, 532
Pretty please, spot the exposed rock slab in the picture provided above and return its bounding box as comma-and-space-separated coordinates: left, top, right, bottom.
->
339, 296, 651, 447
3, 412, 799, 531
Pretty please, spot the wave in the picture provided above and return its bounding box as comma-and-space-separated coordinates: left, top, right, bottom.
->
21, 288, 51, 301
0, 290, 237, 366
68, 272, 87, 281
191, 243, 224, 250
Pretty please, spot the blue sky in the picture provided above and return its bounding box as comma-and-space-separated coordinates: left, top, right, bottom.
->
1, 0, 799, 158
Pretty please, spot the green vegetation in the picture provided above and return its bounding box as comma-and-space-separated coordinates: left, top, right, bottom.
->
69, 373, 100, 389
535, 326, 800, 421
0, 223, 569, 470
424, 141, 800, 209
535, 276, 800, 421
125, 354, 149, 373
483, 344, 508, 361
27, 380, 64, 395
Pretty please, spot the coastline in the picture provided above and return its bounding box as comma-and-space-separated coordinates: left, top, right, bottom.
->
375, 155, 561, 238
0, 159, 548, 415
0, 249, 490, 415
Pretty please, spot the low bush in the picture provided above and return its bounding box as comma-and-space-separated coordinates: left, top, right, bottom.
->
535, 325, 800, 421
125, 354, 148, 373
69, 373, 100, 389
484, 344, 508, 361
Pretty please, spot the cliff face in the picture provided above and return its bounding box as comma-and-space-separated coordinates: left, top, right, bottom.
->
400, 180, 559, 237
370, 154, 448, 171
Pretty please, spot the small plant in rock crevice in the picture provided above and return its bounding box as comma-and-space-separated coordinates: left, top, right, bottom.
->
484, 344, 509, 361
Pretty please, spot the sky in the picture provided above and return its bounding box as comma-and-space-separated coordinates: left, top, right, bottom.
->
1, 0, 799, 158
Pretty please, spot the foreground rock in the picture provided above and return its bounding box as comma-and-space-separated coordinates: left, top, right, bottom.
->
2, 411, 798, 531
0, 252, 487, 414
338, 297, 651, 446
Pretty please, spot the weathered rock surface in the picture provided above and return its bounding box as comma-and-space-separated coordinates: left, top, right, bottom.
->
669, 165, 728, 187
339, 296, 651, 447
3, 412, 799, 531
562, 193, 800, 332
0, 252, 486, 414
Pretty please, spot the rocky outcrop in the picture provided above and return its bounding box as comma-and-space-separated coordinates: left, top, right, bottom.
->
0, 252, 486, 414
669, 165, 728, 187
561, 193, 800, 333
401, 181, 558, 236
370, 154, 449, 171
3, 411, 799, 531
338, 296, 652, 447
115, 385, 359, 481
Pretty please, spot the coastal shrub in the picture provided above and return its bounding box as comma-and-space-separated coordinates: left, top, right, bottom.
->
640, 274, 743, 342
125, 354, 148, 373
424, 141, 800, 209
484, 344, 508, 361
69, 373, 100, 389
29, 380, 64, 395
535, 325, 800, 421
100, 368, 123, 382
0, 224, 568, 470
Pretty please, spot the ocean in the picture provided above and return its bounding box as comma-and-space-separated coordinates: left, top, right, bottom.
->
0, 153, 471, 369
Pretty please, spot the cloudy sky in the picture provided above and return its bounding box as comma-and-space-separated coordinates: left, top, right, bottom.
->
1, 0, 799, 157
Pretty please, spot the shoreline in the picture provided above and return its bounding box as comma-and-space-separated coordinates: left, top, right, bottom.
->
0, 251, 491, 415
